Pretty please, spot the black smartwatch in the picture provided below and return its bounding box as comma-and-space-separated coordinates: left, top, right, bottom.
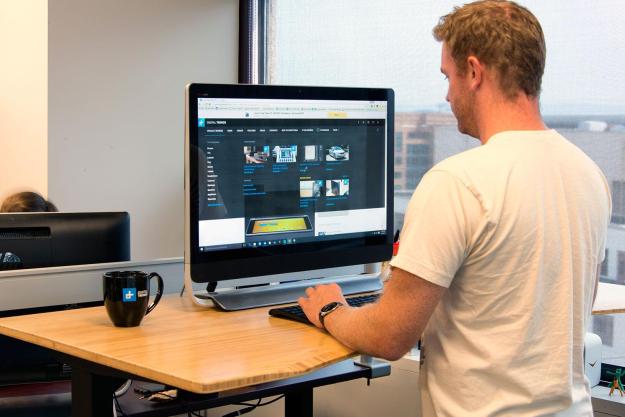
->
318, 301, 344, 328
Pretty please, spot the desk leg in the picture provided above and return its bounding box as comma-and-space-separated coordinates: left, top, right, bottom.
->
71, 367, 117, 417
284, 387, 313, 417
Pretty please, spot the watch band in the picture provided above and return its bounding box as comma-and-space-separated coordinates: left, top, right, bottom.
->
319, 301, 344, 328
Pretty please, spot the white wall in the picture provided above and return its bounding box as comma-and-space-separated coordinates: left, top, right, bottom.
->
47, 0, 238, 260
0, 0, 48, 202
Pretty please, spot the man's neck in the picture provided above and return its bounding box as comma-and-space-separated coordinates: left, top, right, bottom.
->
475, 93, 547, 144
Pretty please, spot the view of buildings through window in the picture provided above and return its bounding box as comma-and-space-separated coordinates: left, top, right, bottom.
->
267, 0, 625, 365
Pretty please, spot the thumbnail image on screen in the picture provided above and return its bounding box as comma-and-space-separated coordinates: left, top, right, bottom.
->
326, 179, 349, 197
273, 145, 298, 163
299, 180, 324, 198
246, 216, 313, 235
326, 145, 349, 161
243, 145, 270, 164
303, 145, 325, 162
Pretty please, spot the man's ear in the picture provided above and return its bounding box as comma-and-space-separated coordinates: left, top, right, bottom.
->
466, 56, 483, 91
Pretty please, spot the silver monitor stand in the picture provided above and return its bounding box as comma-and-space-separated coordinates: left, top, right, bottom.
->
184, 264, 383, 311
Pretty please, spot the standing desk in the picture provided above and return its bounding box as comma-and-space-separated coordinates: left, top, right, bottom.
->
0, 294, 386, 417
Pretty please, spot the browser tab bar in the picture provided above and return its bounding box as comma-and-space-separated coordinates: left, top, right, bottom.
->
198, 98, 387, 120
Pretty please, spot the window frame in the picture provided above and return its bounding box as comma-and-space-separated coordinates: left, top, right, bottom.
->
238, 0, 268, 84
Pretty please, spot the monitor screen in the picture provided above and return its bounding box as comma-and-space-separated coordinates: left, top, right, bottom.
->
0, 212, 130, 269
185, 84, 393, 283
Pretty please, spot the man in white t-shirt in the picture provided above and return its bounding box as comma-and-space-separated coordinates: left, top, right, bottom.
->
298, 1, 611, 416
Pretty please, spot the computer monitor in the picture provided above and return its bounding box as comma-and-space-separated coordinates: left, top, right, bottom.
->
184, 84, 394, 310
0, 211, 130, 384
0, 212, 130, 269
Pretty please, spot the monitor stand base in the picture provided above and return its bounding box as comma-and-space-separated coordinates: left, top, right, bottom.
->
186, 272, 382, 311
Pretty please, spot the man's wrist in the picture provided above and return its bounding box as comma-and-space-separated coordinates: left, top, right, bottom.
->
318, 301, 344, 328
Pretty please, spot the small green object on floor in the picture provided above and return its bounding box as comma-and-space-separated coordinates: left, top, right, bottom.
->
607, 368, 625, 397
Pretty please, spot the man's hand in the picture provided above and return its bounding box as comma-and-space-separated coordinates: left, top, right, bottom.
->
298, 283, 348, 328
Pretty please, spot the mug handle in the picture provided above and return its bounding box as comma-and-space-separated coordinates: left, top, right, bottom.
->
146, 272, 164, 315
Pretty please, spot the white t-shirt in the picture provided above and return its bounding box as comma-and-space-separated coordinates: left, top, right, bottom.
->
390, 130, 611, 417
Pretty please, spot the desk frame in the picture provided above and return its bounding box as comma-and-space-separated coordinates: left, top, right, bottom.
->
59, 352, 379, 417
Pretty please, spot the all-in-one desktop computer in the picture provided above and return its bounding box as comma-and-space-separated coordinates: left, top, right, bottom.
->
184, 84, 394, 310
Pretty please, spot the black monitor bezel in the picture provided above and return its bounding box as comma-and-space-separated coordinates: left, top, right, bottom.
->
186, 83, 394, 282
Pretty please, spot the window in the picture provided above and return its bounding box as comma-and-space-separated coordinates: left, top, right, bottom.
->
618, 251, 625, 284
266, 0, 625, 365
394, 133, 403, 150
405, 155, 430, 166
407, 143, 431, 156
611, 181, 625, 225
405, 167, 429, 190
601, 249, 609, 277
593, 315, 614, 347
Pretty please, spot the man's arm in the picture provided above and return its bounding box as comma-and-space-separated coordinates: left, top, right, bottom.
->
298, 267, 446, 361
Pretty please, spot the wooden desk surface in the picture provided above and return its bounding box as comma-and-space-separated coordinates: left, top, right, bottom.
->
593, 282, 625, 315
0, 295, 354, 394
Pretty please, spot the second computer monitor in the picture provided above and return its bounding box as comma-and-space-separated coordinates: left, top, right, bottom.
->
0, 212, 130, 270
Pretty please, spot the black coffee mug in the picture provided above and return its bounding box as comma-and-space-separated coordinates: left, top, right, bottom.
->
103, 271, 164, 327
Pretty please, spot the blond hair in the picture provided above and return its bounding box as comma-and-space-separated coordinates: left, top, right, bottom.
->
433, 0, 545, 99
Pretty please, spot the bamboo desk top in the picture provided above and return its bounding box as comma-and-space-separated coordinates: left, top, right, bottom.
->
0, 295, 354, 394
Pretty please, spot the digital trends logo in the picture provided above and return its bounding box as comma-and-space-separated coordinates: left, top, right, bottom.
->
122, 288, 137, 302
198, 118, 205, 128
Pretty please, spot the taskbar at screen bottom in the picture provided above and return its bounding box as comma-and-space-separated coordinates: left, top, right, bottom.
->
198, 229, 387, 253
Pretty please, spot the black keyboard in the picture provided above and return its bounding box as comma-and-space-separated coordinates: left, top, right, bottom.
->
268, 293, 380, 325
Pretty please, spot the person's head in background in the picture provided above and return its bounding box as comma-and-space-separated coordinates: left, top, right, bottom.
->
433, 0, 546, 140
0, 191, 58, 213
